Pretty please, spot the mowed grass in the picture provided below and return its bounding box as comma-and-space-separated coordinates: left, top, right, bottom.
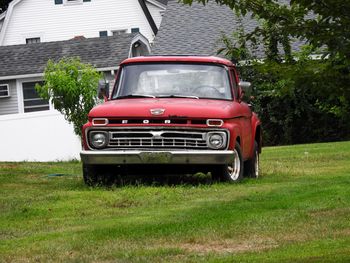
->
0, 141, 350, 262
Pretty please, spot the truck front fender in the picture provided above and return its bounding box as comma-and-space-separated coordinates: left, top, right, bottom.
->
250, 113, 262, 156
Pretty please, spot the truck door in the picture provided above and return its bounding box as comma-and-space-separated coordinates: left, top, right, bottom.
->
230, 68, 252, 160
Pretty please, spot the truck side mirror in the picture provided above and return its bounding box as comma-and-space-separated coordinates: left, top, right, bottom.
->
97, 79, 110, 101
238, 81, 252, 101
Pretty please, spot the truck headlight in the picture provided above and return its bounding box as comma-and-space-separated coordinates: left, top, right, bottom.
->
207, 132, 227, 149
90, 132, 109, 149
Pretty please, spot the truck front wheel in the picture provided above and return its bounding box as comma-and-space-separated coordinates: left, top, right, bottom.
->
212, 142, 244, 183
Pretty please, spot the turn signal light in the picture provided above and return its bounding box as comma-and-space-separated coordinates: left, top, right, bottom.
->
92, 118, 108, 126
207, 119, 224, 127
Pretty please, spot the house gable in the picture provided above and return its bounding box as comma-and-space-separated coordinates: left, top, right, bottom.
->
0, 0, 166, 46
145, 0, 165, 29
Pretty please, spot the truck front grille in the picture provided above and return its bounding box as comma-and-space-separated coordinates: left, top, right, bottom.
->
108, 130, 208, 149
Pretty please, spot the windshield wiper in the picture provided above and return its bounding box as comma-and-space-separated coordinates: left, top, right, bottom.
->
157, 95, 199, 99
117, 94, 156, 99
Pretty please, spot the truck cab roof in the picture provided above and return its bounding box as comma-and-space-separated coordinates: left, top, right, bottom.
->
121, 55, 235, 67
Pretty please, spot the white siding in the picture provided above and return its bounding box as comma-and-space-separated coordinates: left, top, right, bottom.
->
0, 80, 19, 115
2, 0, 158, 46
0, 110, 81, 161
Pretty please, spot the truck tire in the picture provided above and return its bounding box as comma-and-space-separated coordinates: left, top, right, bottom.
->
244, 141, 260, 178
212, 142, 244, 183
83, 164, 115, 186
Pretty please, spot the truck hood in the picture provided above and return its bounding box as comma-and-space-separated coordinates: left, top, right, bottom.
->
89, 98, 242, 119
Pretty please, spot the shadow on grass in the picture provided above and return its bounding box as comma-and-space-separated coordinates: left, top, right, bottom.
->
84, 164, 230, 187
112, 172, 214, 187
45, 170, 220, 189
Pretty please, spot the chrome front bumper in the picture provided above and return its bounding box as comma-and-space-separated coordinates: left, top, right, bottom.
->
80, 150, 235, 165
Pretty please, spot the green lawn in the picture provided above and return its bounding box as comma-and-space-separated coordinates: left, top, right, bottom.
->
1, 141, 350, 262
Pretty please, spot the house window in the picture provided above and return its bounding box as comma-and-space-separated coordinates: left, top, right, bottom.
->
26, 37, 41, 44
56, 0, 89, 4
131, 28, 140, 33
99, 31, 108, 37
0, 84, 10, 98
22, 82, 50, 113
112, 29, 127, 36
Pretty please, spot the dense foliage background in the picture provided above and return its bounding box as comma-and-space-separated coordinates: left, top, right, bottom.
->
238, 53, 350, 146
183, 0, 350, 145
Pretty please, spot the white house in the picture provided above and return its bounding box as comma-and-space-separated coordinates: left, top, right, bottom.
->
0, 0, 166, 46
0, 0, 166, 162
0, 33, 151, 161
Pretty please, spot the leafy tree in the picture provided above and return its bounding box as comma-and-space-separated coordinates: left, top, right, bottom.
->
221, 30, 350, 144
0, 0, 11, 13
181, 0, 350, 145
243, 52, 350, 145
181, 0, 350, 60
36, 57, 102, 138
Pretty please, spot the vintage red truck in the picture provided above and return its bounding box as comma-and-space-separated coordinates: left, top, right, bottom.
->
80, 56, 262, 185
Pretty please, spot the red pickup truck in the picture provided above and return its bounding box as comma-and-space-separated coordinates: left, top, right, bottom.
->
80, 56, 262, 185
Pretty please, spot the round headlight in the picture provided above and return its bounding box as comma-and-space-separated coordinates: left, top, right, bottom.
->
90, 132, 108, 149
207, 133, 225, 149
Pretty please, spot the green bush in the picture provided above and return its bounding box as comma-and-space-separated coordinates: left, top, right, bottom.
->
239, 53, 350, 145
219, 19, 350, 145
36, 57, 102, 138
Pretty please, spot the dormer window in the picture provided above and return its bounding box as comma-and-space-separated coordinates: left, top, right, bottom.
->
26, 37, 41, 44
99, 31, 108, 37
112, 29, 127, 36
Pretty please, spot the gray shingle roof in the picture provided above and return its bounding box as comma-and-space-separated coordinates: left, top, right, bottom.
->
0, 34, 137, 78
154, 0, 168, 5
152, 0, 304, 58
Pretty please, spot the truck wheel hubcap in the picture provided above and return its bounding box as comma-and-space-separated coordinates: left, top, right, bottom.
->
255, 151, 259, 177
228, 149, 241, 180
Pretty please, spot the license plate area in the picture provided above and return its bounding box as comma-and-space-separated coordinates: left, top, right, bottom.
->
139, 152, 172, 163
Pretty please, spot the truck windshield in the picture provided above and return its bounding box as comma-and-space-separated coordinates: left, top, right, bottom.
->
113, 63, 232, 100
